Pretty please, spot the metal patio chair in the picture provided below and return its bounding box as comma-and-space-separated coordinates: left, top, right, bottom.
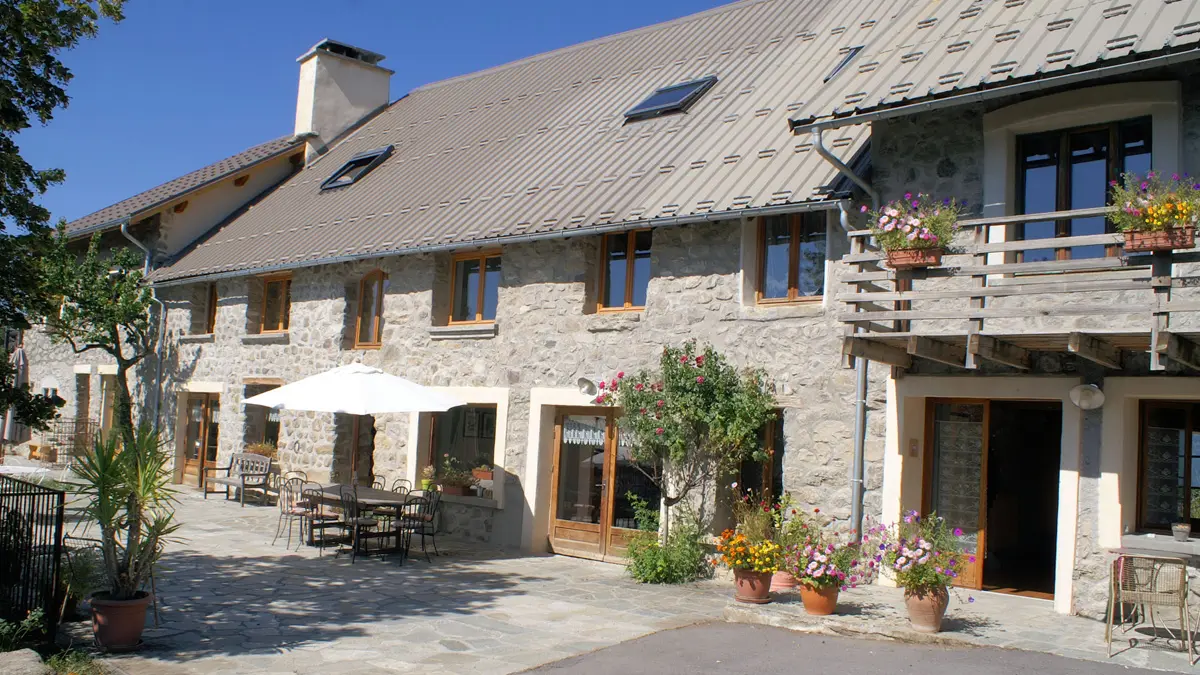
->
272, 477, 307, 550
300, 482, 339, 555
401, 490, 441, 562
1106, 553, 1194, 663
336, 486, 382, 564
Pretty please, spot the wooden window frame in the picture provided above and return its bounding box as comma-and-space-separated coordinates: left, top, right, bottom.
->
755, 213, 826, 305
203, 283, 218, 334
353, 269, 387, 349
259, 273, 292, 334
448, 251, 501, 325
597, 229, 651, 313
1136, 400, 1197, 533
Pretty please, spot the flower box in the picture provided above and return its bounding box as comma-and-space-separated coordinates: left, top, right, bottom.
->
472, 468, 493, 481
886, 247, 943, 270
439, 484, 468, 497
1123, 226, 1195, 253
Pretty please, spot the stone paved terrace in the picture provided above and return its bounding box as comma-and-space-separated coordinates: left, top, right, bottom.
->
70, 488, 730, 675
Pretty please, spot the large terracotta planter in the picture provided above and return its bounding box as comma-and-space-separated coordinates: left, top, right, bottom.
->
797, 582, 840, 615
732, 569, 773, 604
1124, 226, 1195, 253
886, 247, 943, 269
904, 586, 949, 633
90, 591, 152, 651
770, 570, 798, 593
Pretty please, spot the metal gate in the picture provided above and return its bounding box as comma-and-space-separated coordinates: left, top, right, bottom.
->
0, 474, 65, 633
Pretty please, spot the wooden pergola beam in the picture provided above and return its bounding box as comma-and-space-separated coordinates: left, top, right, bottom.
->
907, 336, 967, 368
967, 334, 1030, 370
843, 336, 912, 368
1067, 332, 1122, 370
1155, 332, 1200, 371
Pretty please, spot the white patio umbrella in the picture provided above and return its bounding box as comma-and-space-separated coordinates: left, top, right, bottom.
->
243, 363, 465, 414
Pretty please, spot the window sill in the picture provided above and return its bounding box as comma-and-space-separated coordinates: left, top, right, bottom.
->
178, 333, 215, 344
586, 312, 642, 333
1120, 533, 1200, 559
439, 493, 500, 509
242, 332, 290, 345
739, 301, 825, 321
429, 323, 498, 341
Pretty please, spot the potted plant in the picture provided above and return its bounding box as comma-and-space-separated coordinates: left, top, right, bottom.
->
863, 194, 963, 269
868, 511, 970, 633
783, 523, 867, 616
1173, 522, 1192, 542
73, 425, 178, 651
435, 454, 479, 496
767, 494, 816, 593
472, 464, 494, 481
420, 464, 435, 490
715, 529, 780, 604
1111, 171, 1198, 252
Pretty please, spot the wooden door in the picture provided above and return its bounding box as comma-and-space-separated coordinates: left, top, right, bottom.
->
181, 393, 220, 487
549, 410, 613, 561
923, 399, 988, 590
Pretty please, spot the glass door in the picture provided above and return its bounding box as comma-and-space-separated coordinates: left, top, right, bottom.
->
181, 393, 219, 487
925, 400, 987, 589
549, 411, 610, 560
605, 428, 661, 560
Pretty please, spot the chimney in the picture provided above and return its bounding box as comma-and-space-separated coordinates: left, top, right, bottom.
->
294, 39, 393, 163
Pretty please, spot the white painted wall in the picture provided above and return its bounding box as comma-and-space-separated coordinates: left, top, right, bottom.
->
295, 47, 392, 161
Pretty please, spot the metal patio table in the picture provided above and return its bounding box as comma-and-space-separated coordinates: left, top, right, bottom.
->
312, 484, 415, 556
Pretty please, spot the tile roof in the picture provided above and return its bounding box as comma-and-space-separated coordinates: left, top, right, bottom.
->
789, 0, 1200, 129
66, 135, 303, 237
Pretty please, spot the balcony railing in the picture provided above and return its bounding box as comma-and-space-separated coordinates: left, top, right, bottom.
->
837, 206, 1200, 371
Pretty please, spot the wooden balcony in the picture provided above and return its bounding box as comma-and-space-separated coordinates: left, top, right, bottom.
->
838, 206, 1200, 372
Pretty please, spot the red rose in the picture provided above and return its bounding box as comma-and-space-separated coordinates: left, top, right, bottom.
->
597, 380, 606, 390
617, 371, 625, 378
656, 400, 665, 407
639, 408, 647, 414
680, 356, 689, 364
696, 376, 705, 384
695, 355, 705, 365
634, 383, 644, 391
655, 427, 664, 435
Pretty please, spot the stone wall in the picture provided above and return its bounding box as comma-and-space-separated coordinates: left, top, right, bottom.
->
438, 498, 497, 544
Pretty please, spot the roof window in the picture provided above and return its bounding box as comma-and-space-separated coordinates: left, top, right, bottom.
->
824, 46, 864, 83
320, 145, 394, 191
624, 76, 718, 121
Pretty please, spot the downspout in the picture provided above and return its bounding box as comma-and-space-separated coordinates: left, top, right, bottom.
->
120, 220, 167, 435
813, 127, 874, 538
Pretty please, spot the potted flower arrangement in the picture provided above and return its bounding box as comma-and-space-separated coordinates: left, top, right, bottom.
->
868, 511, 971, 633
472, 464, 494, 481
768, 495, 816, 592
783, 526, 867, 616
863, 193, 963, 269
435, 454, 479, 496
73, 425, 178, 651
1111, 171, 1198, 252
420, 464, 435, 490
715, 529, 780, 604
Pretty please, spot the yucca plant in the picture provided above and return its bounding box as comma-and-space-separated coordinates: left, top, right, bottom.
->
72, 424, 178, 600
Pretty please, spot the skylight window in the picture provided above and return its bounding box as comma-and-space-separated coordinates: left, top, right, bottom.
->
824, 46, 864, 83
320, 145, 394, 191
624, 76, 718, 121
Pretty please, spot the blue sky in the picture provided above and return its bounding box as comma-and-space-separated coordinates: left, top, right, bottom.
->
17, 0, 727, 224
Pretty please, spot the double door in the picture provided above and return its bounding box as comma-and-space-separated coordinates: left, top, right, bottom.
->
548, 409, 656, 562
182, 393, 220, 486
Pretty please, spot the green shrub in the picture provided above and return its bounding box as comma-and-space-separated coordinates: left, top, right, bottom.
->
624, 493, 707, 584
46, 648, 105, 674
0, 609, 43, 652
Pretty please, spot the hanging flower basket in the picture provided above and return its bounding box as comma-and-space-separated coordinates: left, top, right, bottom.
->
1123, 226, 1195, 253
886, 248, 944, 269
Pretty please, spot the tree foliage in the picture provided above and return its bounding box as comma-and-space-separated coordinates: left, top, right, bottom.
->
601, 341, 776, 535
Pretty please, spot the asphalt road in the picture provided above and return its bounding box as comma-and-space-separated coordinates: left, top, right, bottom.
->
526, 623, 1159, 675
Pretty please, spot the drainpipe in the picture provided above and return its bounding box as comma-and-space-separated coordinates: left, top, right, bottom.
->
813, 127, 874, 538
120, 220, 167, 435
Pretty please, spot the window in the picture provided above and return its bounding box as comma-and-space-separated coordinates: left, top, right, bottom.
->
738, 413, 784, 501
1016, 117, 1152, 261
243, 384, 281, 449
319, 145, 394, 191
430, 405, 496, 477
354, 270, 387, 348
757, 212, 827, 303
1138, 401, 1200, 531
203, 283, 218, 334
624, 76, 718, 121
824, 46, 864, 83
599, 230, 652, 311
450, 252, 501, 323
260, 274, 291, 333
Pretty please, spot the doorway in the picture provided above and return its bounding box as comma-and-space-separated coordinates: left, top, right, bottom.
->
925, 399, 1062, 599
181, 393, 220, 487
547, 408, 660, 562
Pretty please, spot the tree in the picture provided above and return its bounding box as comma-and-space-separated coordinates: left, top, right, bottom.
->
0, 0, 125, 429
601, 341, 776, 539
42, 231, 153, 447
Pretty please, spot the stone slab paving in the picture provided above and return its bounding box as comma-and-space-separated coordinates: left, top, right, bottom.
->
725, 584, 1197, 673
72, 489, 728, 675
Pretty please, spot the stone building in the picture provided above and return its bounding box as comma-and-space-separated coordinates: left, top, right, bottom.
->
18, 0, 1200, 619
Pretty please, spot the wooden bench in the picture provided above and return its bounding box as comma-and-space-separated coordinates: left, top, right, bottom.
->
203, 452, 272, 507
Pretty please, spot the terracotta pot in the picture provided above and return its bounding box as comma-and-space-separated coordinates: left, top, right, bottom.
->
770, 570, 798, 593
440, 484, 467, 496
732, 569, 773, 604
1124, 226, 1195, 253
797, 582, 840, 615
90, 591, 152, 651
472, 469, 493, 481
904, 586, 949, 633
886, 247, 943, 270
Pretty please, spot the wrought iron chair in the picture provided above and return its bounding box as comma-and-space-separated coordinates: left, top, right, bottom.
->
390, 478, 412, 493
372, 477, 386, 490
283, 470, 308, 483
272, 477, 307, 550
1106, 553, 1194, 662
336, 486, 381, 564
398, 495, 431, 564
400, 490, 441, 561
300, 482, 339, 556
370, 484, 410, 532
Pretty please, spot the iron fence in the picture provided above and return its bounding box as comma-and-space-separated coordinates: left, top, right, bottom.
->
42, 417, 99, 465
0, 474, 65, 634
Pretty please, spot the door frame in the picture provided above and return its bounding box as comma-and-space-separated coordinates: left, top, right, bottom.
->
548, 407, 630, 563
179, 392, 219, 487
922, 397, 989, 590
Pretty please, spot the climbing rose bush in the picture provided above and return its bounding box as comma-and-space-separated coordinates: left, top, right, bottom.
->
863, 193, 963, 251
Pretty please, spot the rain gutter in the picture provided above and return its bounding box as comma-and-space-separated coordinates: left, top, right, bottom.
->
150, 199, 847, 287
120, 220, 167, 435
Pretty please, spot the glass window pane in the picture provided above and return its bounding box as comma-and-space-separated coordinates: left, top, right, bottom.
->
204, 398, 220, 463
1119, 117, 1153, 177
1141, 406, 1189, 529
602, 235, 628, 308
631, 230, 652, 307
483, 256, 501, 320
452, 258, 481, 321
797, 212, 826, 297
432, 405, 497, 479
357, 275, 380, 343
1018, 133, 1060, 263
263, 280, 288, 331
929, 403, 985, 556
557, 415, 607, 524
1067, 129, 1111, 259
611, 427, 661, 530
761, 216, 791, 299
